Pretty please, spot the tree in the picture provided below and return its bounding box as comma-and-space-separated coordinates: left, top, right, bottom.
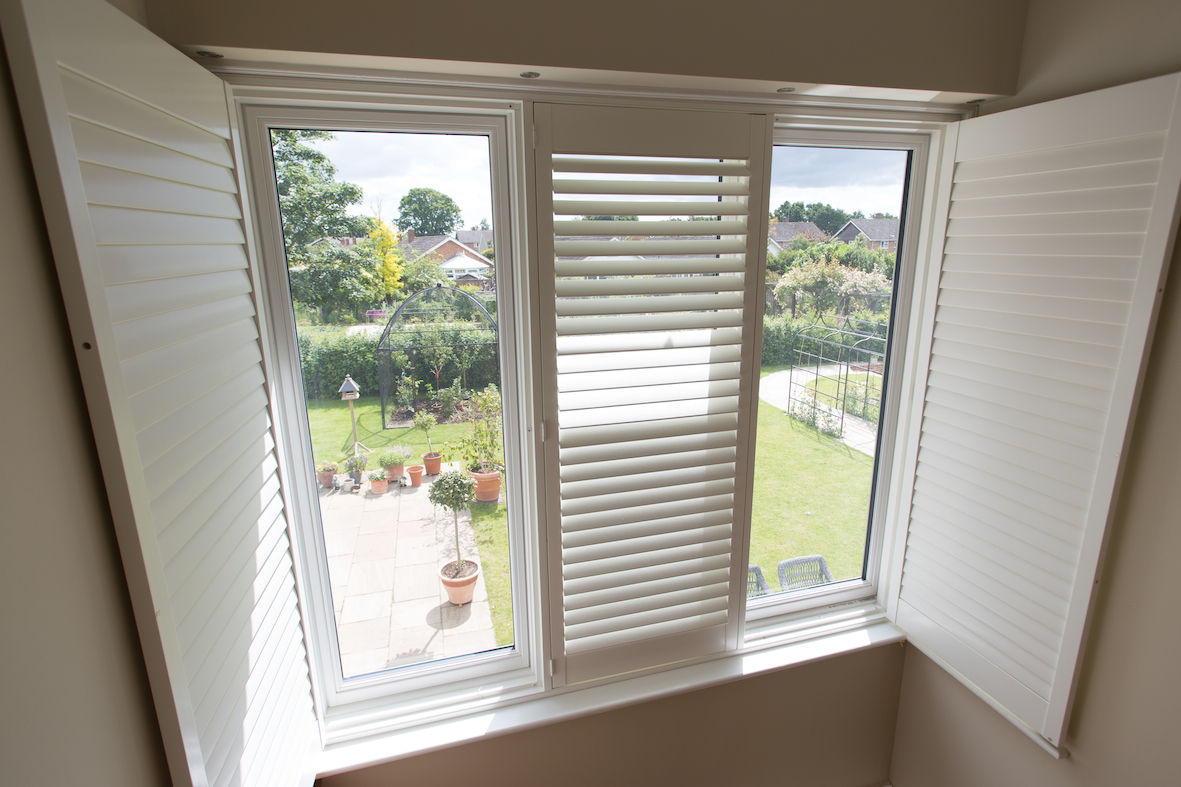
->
416, 324, 455, 392
364, 220, 405, 301
397, 187, 462, 236
288, 244, 383, 321
803, 202, 852, 235
773, 200, 807, 222
400, 253, 447, 293
582, 214, 638, 221
271, 130, 372, 265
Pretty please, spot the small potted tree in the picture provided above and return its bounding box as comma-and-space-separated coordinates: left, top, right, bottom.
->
367, 469, 389, 495
316, 462, 337, 488
342, 454, 367, 484
377, 447, 411, 483
414, 411, 442, 474
428, 470, 480, 606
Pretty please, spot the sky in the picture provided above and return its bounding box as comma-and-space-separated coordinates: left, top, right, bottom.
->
769, 146, 909, 218
312, 131, 494, 228
312, 132, 909, 225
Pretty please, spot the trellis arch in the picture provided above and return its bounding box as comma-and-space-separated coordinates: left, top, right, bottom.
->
377, 283, 499, 428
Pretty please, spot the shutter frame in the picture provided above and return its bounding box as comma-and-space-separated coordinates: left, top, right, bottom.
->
890, 71, 1181, 752
0, 0, 319, 783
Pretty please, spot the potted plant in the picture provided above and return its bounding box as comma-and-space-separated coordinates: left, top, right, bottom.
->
315, 462, 337, 488
456, 384, 503, 502
427, 470, 480, 606
367, 469, 389, 495
406, 465, 425, 487
377, 447, 410, 482
342, 453, 367, 484
414, 411, 442, 474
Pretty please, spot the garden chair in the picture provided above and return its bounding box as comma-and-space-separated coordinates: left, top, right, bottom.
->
747, 565, 771, 597
777, 555, 835, 592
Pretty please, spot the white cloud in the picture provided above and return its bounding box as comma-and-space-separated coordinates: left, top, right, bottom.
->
769, 147, 908, 216
312, 131, 494, 229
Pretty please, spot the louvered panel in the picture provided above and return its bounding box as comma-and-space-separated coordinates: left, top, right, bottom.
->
129, 341, 262, 431
137, 371, 266, 464
950, 160, 1161, 200
4, 5, 316, 783
953, 133, 1164, 181
81, 162, 243, 218
70, 117, 238, 192
947, 185, 1156, 219
896, 74, 1181, 751
925, 370, 1105, 432
912, 476, 1079, 564
938, 271, 1136, 303
106, 269, 252, 324
121, 319, 259, 395
539, 105, 767, 686
918, 430, 1088, 505
114, 294, 255, 361
933, 321, 1122, 369
99, 244, 249, 286
900, 571, 1053, 697
934, 303, 1126, 346
906, 518, 1071, 624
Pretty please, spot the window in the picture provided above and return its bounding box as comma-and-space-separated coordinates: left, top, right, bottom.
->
12, 1, 1180, 775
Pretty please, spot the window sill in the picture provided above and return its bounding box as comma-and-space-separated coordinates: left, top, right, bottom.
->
316, 602, 903, 777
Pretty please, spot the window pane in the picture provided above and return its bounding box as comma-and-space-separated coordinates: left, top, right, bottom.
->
749, 145, 909, 598
269, 129, 513, 678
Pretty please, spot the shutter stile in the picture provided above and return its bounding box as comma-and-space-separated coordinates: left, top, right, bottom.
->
538, 106, 767, 685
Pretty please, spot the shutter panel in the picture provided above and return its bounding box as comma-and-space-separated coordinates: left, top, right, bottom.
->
535, 104, 769, 685
1, 1, 318, 784
893, 73, 1181, 750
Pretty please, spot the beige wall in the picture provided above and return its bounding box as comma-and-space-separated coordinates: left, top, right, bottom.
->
142, 0, 1027, 95
891, 1, 1181, 784
0, 49, 169, 786
321, 645, 904, 787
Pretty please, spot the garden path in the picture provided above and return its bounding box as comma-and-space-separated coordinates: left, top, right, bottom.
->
317, 462, 498, 678
759, 367, 879, 457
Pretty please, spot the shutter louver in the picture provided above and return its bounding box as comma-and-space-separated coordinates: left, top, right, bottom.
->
536, 104, 768, 685
894, 73, 1181, 750
1, 1, 317, 784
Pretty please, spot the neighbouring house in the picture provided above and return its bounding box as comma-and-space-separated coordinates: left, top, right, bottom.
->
830, 217, 900, 252
399, 228, 495, 285
455, 228, 494, 252
767, 220, 824, 252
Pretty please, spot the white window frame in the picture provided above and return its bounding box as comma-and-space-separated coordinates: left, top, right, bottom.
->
235, 101, 546, 721
743, 127, 936, 642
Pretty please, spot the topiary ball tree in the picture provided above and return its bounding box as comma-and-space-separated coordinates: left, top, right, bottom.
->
428, 470, 477, 576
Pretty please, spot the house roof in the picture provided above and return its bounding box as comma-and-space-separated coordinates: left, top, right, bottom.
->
440, 253, 491, 270
836, 218, 899, 242
455, 229, 494, 249
399, 235, 493, 265
769, 221, 823, 242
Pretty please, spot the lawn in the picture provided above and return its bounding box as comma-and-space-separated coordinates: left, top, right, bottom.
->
805, 371, 883, 422
306, 386, 872, 636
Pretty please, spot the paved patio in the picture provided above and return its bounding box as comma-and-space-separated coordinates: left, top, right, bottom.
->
317, 463, 499, 678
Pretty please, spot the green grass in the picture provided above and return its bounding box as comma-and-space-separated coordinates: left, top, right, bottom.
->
805, 371, 882, 404
305, 396, 472, 465
470, 501, 513, 646
748, 399, 874, 583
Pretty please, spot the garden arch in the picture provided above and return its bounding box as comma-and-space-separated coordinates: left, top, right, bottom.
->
377, 283, 499, 428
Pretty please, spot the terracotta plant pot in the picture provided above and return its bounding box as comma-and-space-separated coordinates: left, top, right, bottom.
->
439, 560, 480, 606
316, 470, 335, 488
383, 464, 405, 482
469, 470, 502, 503
407, 465, 425, 487
422, 452, 442, 475
369, 478, 388, 495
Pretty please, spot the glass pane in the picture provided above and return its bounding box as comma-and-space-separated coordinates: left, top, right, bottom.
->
269, 129, 513, 678
748, 145, 910, 598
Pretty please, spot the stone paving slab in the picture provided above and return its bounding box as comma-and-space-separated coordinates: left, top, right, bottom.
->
316, 463, 499, 678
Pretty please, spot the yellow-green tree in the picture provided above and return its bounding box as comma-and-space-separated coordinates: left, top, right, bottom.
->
366, 220, 405, 301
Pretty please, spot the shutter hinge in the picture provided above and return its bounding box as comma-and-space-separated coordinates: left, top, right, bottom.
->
547, 658, 556, 677
540, 420, 548, 442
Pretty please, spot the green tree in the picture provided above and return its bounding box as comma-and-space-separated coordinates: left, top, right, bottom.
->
803, 202, 852, 235
397, 187, 462, 236
582, 215, 638, 221
288, 244, 382, 321
363, 220, 405, 301
271, 130, 372, 265
400, 253, 447, 293
773, 200, 807, 222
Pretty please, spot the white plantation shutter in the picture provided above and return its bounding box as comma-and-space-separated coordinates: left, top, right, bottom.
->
1, 0, 317, 784
893, 73, 1181, 750
536, 104, 769, 685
